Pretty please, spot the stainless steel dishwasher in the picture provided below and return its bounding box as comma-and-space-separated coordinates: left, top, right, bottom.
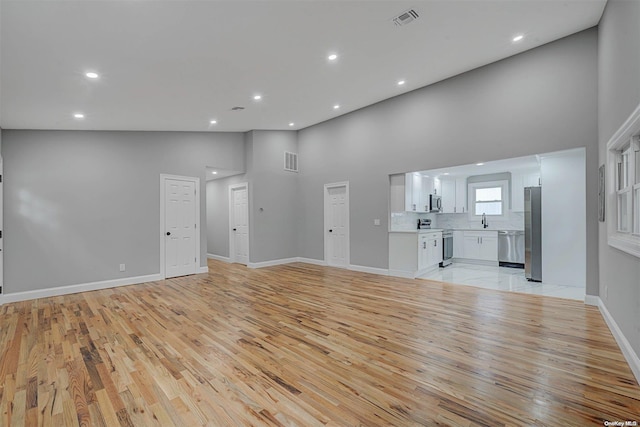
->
498, 230, 525, 268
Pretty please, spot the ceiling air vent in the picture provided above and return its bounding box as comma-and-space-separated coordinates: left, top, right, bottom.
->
284, 151, 298, 172
392, 9, 419, 27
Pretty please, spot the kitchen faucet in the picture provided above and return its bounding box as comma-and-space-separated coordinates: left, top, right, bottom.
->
481, 213, 488, 228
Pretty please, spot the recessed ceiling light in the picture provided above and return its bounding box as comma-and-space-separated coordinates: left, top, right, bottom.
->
85, 72, 99, 79
253, 94, 262, 101
333, 104, 340, 110
397, 80, 406, 86
476, 162, 484, 166
328, 53, 338, 61
512, 34, 524, 42
73, 113, 85, 119
212, 171, 218, 175
289, 122, 295, 127
210, 120, 217, 124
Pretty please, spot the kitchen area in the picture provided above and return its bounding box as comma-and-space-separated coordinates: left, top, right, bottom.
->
388, 148, 586, 300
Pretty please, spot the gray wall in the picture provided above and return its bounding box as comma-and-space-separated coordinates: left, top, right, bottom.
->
2, 130, 244, 293
297, 29, 599, 295
598, 0, 640, 359
207, 130, 298, 263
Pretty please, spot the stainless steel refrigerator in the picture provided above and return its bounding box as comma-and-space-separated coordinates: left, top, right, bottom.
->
524, 186, 542, 282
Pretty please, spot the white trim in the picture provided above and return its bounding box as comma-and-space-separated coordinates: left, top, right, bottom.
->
296, 257, 327, 266
606, 102, 640, 258
248, 258, 299, 269
454, 258, 500, 267
348, 264, 389, 276
584, 294, 599, 306
0, 274, 162, 305
160, 174, 201, 279
388, 269, 415, 279
324, 181, 350, 268
595, 297, 640, 385
229, 182, 250, 265
197, 266, 209, 274
207, 253, 231, 263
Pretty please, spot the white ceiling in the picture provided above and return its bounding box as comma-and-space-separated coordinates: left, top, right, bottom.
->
0, 0, 606, 132
418, 153, 541, 179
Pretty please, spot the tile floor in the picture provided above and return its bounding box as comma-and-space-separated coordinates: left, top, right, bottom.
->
419, 263, 585, 301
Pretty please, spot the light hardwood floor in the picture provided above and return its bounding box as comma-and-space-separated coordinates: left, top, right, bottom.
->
1, 259, 638, 426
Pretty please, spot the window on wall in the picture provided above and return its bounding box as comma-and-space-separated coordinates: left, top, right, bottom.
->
615, 138, 640, 235
468, 180, 509, 219
606, 102, 640, 258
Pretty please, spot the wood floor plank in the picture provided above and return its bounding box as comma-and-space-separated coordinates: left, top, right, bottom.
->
1, 259, 639, 426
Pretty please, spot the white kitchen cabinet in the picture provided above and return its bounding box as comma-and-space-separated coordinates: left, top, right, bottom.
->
461, 231, 498, 262
453, 230, 464, 258
440, 177, 467, 213
428, 232, 443, 265
440, 179, 456, 213
512, 170, 540, 212
405, 173, 429, 212
389, 231, 442, 278
455, 178, 467, 213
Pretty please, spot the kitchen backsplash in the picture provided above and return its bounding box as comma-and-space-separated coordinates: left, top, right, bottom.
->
435, 212, 524, 230
391, 211, 524, 231
390, 212, 437, 230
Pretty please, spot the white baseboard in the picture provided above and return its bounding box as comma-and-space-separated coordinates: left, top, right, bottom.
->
584, 294, 599, 306
295, 257, 327, 266
248, 257, 299, 269
596, 297, 640, 385
198, 266, 209, 274
207, 253, 231, 263
388, 269, 414, 279
349, 264, 389, 276
0, 273, 163, 305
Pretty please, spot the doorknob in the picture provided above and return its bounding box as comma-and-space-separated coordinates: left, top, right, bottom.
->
233, 228, 237, 231
166, 232, 171, 236
329, 229, 333, 233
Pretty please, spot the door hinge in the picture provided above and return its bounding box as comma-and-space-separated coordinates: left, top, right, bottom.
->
195, 223, 197, 229
0, 230, 3, 238
0, 175, 3, 183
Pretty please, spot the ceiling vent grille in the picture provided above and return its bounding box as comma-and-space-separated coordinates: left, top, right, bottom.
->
284, 151, 298, 172
392, 9, 419, 26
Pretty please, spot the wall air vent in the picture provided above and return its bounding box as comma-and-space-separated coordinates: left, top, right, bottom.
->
284, 151, 298, 172
392, 9, 419, 27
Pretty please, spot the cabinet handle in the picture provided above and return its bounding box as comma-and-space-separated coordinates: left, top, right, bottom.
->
423, 242, 426, 249
412, 204, 416, 211
433, 240, 437, 247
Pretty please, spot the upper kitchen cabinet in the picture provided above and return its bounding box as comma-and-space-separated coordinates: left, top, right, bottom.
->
389, 173, 433, 213
511, 169, 541, 211
440, 177, 468, 213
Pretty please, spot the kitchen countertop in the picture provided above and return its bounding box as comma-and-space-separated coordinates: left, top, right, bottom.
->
389, 229, 444, 233
390, 228, 523, 233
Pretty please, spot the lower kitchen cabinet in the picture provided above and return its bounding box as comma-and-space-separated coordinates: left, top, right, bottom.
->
459, 230, 498, 263
389, 231, 442, 278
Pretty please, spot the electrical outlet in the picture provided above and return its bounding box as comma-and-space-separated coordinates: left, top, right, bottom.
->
119, 264, 126, 272
373, 219, 381, 226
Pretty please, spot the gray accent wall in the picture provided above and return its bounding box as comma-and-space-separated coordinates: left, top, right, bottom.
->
597, 0, 640, 360
2, 130, 244, 293
207, 130, 298, 263
297, 29, 599, 295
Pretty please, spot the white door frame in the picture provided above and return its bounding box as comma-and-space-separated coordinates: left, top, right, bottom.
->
324, 181, 350, 267
160, 174, 200, 279
229, 182, 250, 264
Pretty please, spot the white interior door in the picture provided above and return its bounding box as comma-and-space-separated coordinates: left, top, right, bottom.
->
164, 178, 197, 278
230, 183, 249, 265
325, 182, 349, 268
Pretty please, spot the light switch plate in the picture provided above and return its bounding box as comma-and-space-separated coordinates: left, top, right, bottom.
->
373, 219, 381, 226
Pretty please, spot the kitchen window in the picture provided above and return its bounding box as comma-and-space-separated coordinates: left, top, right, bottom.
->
606, 101, 640, 258
468, 180, 509, 220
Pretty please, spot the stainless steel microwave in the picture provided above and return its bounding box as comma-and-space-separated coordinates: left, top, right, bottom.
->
429, 194, 442, 212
